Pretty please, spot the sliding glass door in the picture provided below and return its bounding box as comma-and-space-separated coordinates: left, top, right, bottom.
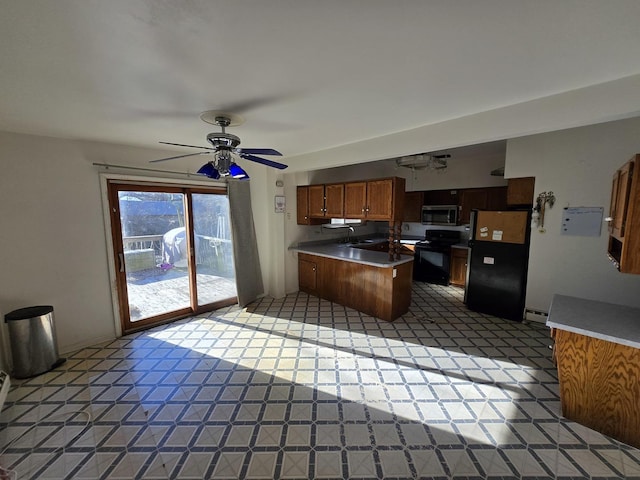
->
108, 183, 237, 334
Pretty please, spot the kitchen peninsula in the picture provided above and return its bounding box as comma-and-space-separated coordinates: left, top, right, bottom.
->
292, 240, 413, 321
547, 294, 640, 449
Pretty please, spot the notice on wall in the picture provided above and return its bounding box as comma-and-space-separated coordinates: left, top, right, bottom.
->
492, 230, 503, 241
561, 207, 603, 236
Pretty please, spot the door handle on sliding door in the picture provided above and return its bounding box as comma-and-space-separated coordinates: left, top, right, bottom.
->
118, 253, 125, 273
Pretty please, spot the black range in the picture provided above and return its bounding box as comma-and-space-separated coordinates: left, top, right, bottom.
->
413, 229, 461, 285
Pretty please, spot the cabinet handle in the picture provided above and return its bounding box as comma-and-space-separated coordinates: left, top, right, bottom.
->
361, 207, 365, 213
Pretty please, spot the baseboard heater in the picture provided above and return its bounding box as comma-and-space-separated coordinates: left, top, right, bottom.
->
525, 309, 549, 323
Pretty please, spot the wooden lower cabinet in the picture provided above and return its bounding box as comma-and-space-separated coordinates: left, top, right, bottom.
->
554, 328, 640, 448
298, 253, 412, 321
449, 247, 468, 287
298, 257, 318, 292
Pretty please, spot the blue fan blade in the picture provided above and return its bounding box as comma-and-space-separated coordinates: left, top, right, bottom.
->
236, 148, 282, 156
240, 153, 288, 169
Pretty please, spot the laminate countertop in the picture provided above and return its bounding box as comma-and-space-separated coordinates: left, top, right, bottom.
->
290, 241, 414, 268
547, 294, 640, 350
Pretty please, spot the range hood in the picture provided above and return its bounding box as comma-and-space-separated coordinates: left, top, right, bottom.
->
321, 219, 364, 229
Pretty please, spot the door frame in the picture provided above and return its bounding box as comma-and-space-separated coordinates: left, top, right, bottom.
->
99, 173, 236, 336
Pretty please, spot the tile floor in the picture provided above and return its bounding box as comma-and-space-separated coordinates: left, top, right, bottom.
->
1, 283, 640, 479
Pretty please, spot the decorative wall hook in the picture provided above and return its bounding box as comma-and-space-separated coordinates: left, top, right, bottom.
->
533, 191, 555, 231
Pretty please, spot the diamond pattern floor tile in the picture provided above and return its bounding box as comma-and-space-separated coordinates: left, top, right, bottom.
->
0, 283, 638, 479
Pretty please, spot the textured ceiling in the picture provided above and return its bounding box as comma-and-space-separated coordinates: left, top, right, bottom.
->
1, 1, 640, 172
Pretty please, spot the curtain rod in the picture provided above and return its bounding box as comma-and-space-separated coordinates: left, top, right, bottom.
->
92, 162, 214, 179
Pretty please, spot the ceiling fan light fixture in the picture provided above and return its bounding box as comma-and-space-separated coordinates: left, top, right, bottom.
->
150, 112, 287, 175
197, 162, 220, 179
396, 153, 450, 172
229, 162, 249, 180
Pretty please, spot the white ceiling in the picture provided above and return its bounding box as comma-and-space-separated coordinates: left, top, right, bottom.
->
2, 1, 640, 173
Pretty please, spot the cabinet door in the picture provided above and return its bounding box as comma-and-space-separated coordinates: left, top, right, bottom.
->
403, 191, 423, 222
324, 184, 345, 218
609, 171, 620, 235
449, 248, 468, 287
458, 188, 488, 225
486, 186, 508, 211
612, 162, 633, 238
344, 182, 368, 218
296, 186, 310, 225
366, 179, 394, 220
507, 177, 535, 206
299, 257, 317, 291
423, 189, 458, 205
308, 185, 326, 218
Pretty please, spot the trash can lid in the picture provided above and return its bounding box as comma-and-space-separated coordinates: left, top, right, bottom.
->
5, 305, 54, 321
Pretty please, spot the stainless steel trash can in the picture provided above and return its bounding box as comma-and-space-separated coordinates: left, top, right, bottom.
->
4, 305, 65, 378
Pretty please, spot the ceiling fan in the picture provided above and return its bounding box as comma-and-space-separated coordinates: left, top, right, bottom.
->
396, 153, 450, 171
150, 111, 287, 180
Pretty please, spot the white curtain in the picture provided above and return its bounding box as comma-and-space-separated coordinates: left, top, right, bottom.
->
228, 179, 264, 307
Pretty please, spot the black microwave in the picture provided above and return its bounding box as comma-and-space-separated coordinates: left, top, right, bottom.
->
421, 205, 458, 225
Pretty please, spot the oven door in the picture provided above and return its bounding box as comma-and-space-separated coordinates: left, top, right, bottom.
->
413, 246, 451, 285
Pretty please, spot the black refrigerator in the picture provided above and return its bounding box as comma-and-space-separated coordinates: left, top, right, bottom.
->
464, 210, 531, 321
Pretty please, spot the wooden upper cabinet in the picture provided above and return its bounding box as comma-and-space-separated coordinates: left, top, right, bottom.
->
609, 170, 621, 235
297, 186, 330, 225
486, 186, 508, 211
324, 183, 344, 218
507, 177, 535, 206
366, 179, 394, 220
403, 191, 424, 222
423, 189, 458, 206
458, 188, 488, 225
367, 177, 405, 221
610, 162, 633, 239
308, 185, 326, 218
344, 182, 368, 218
300, 177, 405, 223
296, 186, 311, 224
608, 155, 639, 274
345, 180, 404, 220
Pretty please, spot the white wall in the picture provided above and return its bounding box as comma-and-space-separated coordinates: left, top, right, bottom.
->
309, 153, 507, 192
0, 132, 116, 354
0, 131, 277, 356
506, 116, 640, 312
